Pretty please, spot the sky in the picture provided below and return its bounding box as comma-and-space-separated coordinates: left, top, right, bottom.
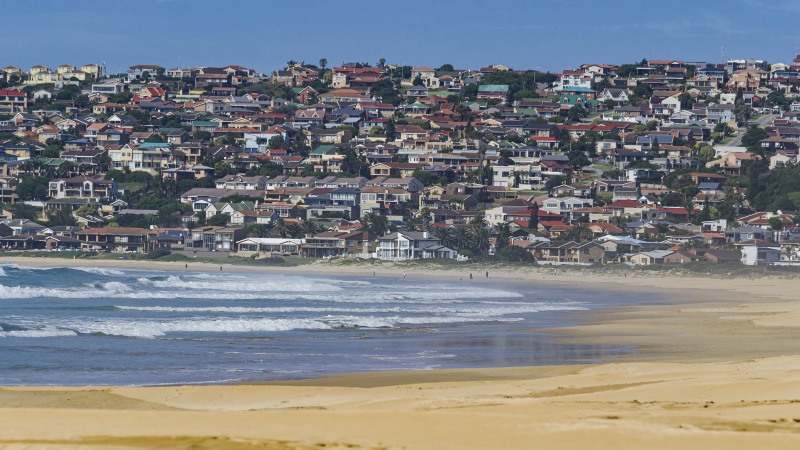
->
2, 0, 799, 75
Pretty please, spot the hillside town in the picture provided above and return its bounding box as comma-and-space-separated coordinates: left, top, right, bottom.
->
1, 56, 800, 267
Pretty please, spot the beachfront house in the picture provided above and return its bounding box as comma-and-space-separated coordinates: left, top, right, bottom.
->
185, 226, 246, 252
235, 237, 304, 256
75, 227, 153, 253
375, 231, 456, 260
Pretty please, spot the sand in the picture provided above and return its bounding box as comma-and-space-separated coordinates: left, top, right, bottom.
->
2, 256, 800, 449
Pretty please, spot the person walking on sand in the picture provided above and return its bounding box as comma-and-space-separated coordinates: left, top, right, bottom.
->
403, 272, 406, 279
469, 273, 473, 280
220, 266, 222, 272
485, 271, 488, 278
185, 263, 188, 269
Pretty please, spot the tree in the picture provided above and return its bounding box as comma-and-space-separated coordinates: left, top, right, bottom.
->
566, 148, 591, 168
361, 213, 391, 236
319, 58, 327, 72
46, 210, 76, 226
274, 217, 288, 238
469, 216, 491, 255
494, 222, 511, 252
496, 245, 534, 263
15, 177, 49, 200
769, 217, 785, 231
563, 224, 594, 242
194, 131, 212, 141
207, 213, 229, 226
248, 223, 275, 238
741, 125, 768, 149
545, 175, 567, 193
75, 203, 98, 217
301, 218, 322, 235
714, 122, 733, 136
567, 105, 588, 122
693, 145, 715, 165
529, 202, 539, 230
285, 222, 303, 238
437, 64, 454, 72
268, 135, 286, 149
412, 75, 424, 86
434, 227, 456, 249
378, 58, 386, 68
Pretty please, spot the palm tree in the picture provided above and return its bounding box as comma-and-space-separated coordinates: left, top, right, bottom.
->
419, 207, 432, 231
565, 224, 594, 242
286, 222, 303, 238
434, 226, 456, 249
494, 222, 511, 252
248, 223, 274, 238
274, 217, 288, 238
319, 58, 327, 72
362, 212, 390, 236
471, 225, 491, 255
454, 227, 473, 253
404, 217, 421, 231
301, 218, 322, 235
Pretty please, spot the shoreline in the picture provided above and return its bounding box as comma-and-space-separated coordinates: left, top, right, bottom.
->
3, 256, 800, 448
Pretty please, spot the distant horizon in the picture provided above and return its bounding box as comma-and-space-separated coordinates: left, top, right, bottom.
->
2, 0, 799, 75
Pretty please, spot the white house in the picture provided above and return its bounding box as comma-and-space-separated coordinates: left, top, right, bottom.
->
541, 196, 593, 214
375, 231, 456, 260
737, 242, 781, 266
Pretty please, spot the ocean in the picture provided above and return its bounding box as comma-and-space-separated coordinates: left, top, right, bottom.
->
0, 264, 650, 386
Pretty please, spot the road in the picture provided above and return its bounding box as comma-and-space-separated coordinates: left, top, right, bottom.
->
727, 113, 777, 146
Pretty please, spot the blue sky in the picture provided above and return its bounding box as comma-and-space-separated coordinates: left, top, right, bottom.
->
2, 0, 797, 74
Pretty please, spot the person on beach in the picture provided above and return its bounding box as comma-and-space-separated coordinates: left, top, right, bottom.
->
403, 272, 406, 279
470, 273, 473, 280
220, 266, 222, 271
485, 271, 488, 278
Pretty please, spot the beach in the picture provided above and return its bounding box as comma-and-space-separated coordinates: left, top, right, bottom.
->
2, 257, 800, 449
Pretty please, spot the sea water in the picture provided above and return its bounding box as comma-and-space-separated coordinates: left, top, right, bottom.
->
0, 264, 650, 386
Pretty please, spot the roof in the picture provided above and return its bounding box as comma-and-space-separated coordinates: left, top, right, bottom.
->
77, 227, 150, 236
478, 84, 510, 93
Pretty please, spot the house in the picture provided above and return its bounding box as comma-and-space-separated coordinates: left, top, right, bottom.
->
704, 249, 741, 264
127, 64, 164, 81
724, 225, 769, 243
3, 219, 47, 236
531, 240, 606, 264
477, 85, 510, 102
375, 231, 455, 260
300, 230, 376, 258
599, 88, 629, 104
629, 250, 675, 265
735, 240, 781, 265
48, 176, 118, 200
541, 197, 593, 215
75, 227, 153, 253
229, 210, 275, 226
0, 90, 28, 113
185, 226, 246, 251
215, 174, 266, 191
235, 237, 304, 255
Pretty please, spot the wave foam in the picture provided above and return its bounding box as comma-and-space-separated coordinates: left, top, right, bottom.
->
0, 329, 78, 338
135, 275, 344, 293
73, 267, 126, 276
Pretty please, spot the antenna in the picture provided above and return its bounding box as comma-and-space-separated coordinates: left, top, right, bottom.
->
720, 46, 724, 64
